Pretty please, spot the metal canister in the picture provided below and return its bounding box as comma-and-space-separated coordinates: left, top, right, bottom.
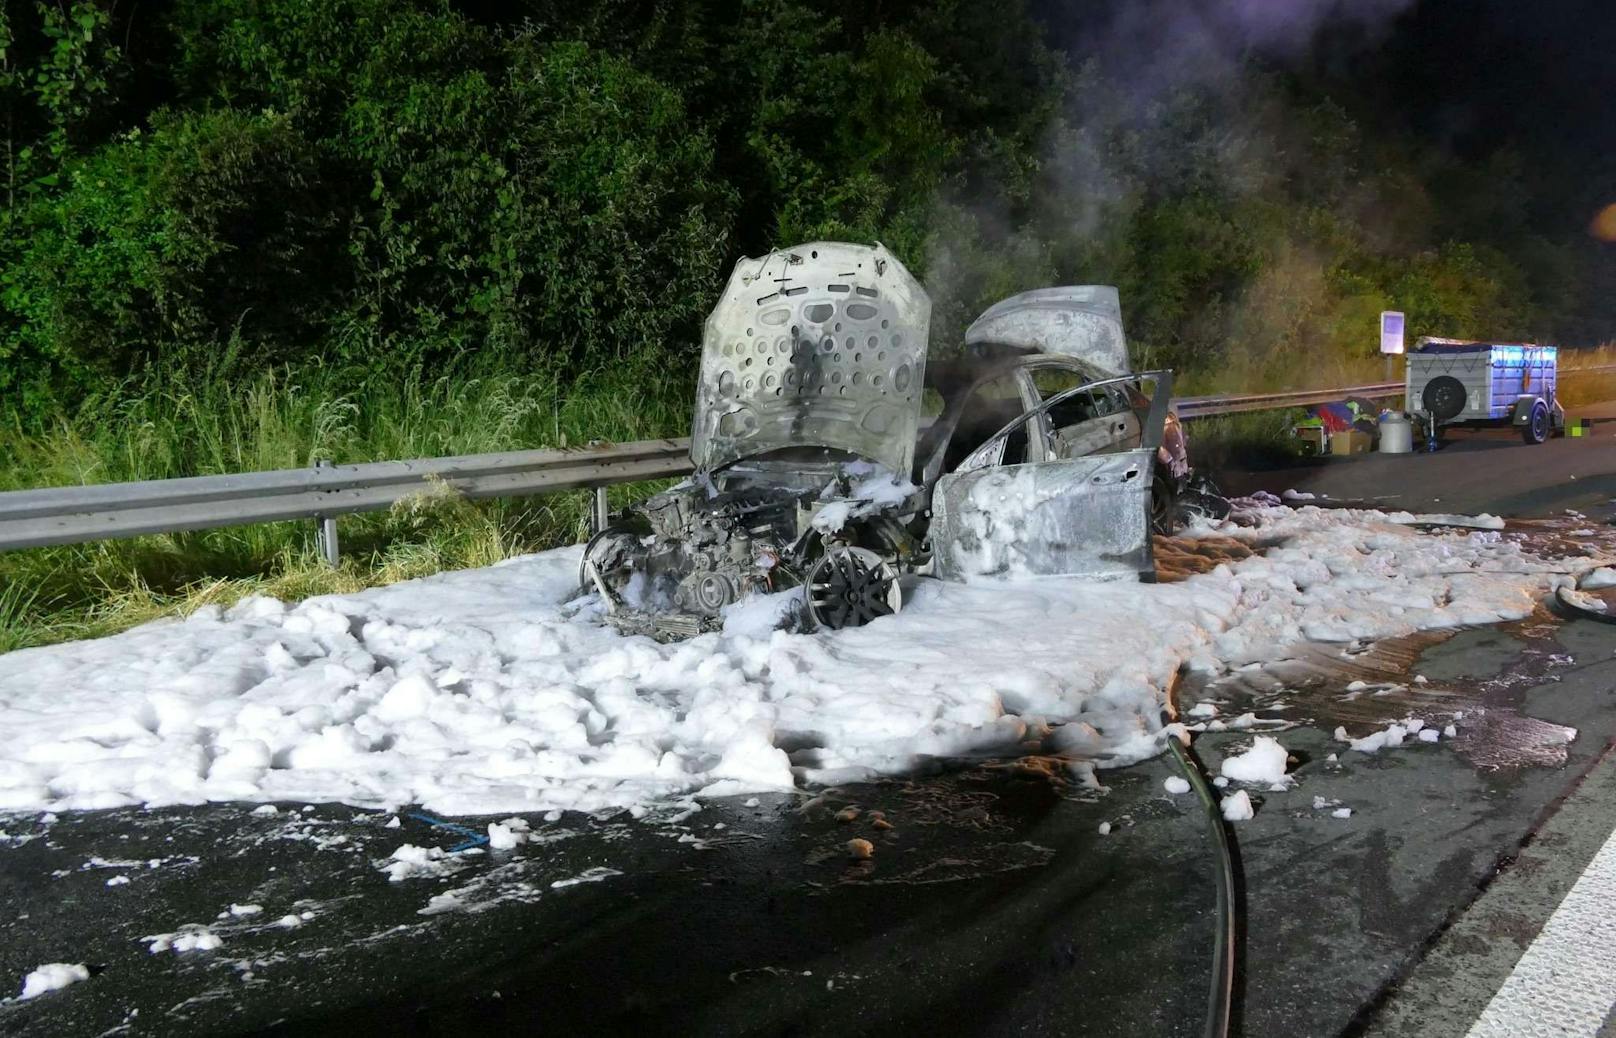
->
1378, 412, 1414, 454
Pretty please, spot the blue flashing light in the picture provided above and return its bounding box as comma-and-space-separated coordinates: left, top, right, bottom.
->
1489, 344, 1555, 364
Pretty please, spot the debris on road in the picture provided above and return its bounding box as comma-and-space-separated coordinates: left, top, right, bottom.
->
550, 867, 622, 889
1220, 791, 1255, 821
144, 928, 223, 954
1335, 718, 1450, 753
18, 962, 89, 1000
1559, 587, 1609, 612
487, 819, 531, 850
1582, 567, 1616, 589
381, 844, 462, 883
1219, 736, 1291, 786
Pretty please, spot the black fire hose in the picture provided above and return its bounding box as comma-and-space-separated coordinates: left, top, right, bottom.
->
1164, 721, 1238, 1038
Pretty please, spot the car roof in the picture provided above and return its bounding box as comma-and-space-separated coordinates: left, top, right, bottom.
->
924, 347, 1090, 397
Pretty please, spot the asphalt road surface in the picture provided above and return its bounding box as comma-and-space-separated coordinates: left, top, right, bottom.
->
1220, 404, 1616, 518
3, 418, 1615, 1037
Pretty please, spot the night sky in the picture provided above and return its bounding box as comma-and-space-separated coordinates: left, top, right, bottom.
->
1320, 0, 1616, 227
1048, 0, 1616, 234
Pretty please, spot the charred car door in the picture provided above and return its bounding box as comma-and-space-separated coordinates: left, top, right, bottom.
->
940, 372, 1040, 474
929, 372, 1172, 583
1028, 366, 1140, 459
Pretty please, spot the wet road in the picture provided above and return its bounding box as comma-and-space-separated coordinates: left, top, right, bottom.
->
0, 763, 1217, 1036
1219, 412, 1616, 518
4, 595, 1615, 1037
4, 435, 1616, 1036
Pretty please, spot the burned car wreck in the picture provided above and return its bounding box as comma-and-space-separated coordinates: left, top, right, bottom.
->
580, 242, 1218, 640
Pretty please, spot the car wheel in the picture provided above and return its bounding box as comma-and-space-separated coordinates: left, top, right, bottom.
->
1181, 478, 1232, 524
579, 526, 640, 598
805, 547, 901, 630
1522, 400, 1549, 444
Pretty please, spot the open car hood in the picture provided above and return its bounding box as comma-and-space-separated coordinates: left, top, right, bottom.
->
963, 286, 1131, 379
690, 242, 930, 477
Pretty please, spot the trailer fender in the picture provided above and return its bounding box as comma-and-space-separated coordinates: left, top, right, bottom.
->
1510, 396, 1541, 424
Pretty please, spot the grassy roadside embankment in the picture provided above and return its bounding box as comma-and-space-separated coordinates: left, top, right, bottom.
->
0, 365, 690, 651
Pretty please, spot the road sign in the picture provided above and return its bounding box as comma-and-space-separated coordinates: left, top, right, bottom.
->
1380, 311, 1406, 355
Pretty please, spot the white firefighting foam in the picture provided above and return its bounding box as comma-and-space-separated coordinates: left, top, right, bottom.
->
0, 505, 1602, 818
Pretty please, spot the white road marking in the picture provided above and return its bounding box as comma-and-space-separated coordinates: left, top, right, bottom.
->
1465, 824, 1616, 1038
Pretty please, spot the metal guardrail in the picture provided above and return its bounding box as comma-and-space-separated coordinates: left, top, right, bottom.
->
4, 364, 1615, 556
0, 439, 693, 554
1175, 382, 1404, 419
1175, 363, 1616, 419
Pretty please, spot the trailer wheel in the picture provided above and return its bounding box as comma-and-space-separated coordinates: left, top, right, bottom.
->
1421, 376, 1467, 423
1522, 400, 1549, 444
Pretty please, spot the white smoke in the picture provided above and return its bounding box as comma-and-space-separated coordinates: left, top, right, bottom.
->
924, 0, 1421, 365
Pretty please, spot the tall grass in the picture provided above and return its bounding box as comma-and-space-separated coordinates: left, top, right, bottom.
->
1183, 408, 1307, 473
1559, 342, 1616, 408
0, 580, 46, 653
0, 362, 691, 650
1560, 343, 1616, 369
1174, 351, 1387, 397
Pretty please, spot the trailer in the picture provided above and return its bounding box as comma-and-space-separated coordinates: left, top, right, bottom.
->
1405, 338, 1563, 444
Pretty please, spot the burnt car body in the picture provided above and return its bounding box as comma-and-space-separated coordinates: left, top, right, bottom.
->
949, 285, 1205, 539
580, 243, 1204, 640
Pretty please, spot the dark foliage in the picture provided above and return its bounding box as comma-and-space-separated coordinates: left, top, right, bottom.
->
1, 0, 1610, 417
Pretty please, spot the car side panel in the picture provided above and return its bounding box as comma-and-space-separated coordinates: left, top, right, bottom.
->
929, 449, 1155, 582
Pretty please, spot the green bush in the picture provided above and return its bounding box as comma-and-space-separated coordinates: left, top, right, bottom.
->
3, 109, 340, 382
3, 1, 739, 406
4, 0, 1592, 417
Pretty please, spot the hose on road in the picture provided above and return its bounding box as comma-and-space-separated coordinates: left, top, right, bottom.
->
1552, 584, 1616, 625
1164, 707, 1238, 1038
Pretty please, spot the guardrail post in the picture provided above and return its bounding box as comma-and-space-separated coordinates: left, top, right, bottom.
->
590, 485, 610, 536
313, 459, 339, 566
